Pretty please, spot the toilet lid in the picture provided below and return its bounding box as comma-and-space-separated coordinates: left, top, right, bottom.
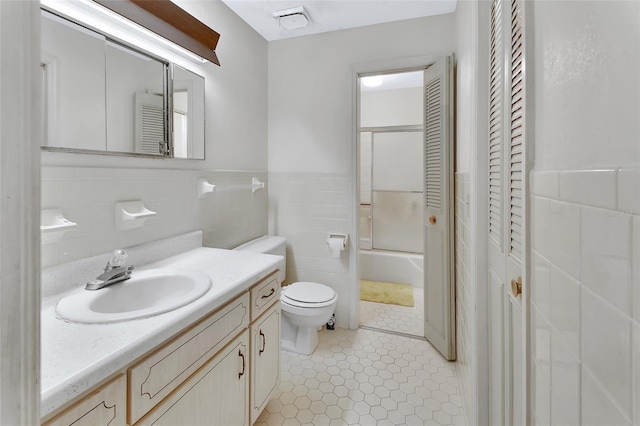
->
283, 282, 336, 304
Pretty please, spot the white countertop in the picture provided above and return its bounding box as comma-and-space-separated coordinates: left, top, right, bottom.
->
41, 247, 283, 417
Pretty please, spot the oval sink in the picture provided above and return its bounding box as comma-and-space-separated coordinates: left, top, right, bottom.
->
55, 268, 212, 324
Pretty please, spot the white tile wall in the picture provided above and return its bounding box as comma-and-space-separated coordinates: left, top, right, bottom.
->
634, 216, 640, 325
41, 166, 268, 268
633, 321, 640, 423
268, 172, 351, 328
530, 168, 640, 426
558, 169, 618, 210
582, 370, 631, 426
531, 251, 551, 319
618, 169, 640, 214
582, 290, 633, 417
547, 200, 581, 280
581, 206, 633, 316
550, 265, 580, 357
454, 172, 472, 425
551, 329, 580, 425
532, 305, 551, 425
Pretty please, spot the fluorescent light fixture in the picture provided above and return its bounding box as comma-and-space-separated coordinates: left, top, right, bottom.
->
362, 75, 383, 88
273, 6, 309, 30
58, 0, 208, 64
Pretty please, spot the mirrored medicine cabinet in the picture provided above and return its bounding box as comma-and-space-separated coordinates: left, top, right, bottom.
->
40, 8, 205, 160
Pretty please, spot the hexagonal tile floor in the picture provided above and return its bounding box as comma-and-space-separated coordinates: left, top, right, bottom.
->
255, 327, 466, 426
360, 288, 424, 337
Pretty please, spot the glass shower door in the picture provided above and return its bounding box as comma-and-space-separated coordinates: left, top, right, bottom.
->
371, 130, 424, 253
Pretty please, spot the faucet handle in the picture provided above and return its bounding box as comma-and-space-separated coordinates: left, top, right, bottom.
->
106, 249, 128, 270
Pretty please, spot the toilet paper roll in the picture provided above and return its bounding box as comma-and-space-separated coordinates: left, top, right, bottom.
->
327, 236, 344, 258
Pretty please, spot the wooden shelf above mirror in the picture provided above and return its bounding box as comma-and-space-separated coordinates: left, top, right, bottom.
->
93, 0, 220, 65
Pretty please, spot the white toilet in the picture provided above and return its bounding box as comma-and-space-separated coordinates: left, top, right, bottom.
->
234, 236, 337, 355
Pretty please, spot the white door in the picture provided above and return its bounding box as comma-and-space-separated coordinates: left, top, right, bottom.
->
487, 0, 528, 424
423, 56, 455, 361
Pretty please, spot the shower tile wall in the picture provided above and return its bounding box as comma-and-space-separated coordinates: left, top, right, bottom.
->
41, 167, 268, 268
530, 168, 640, 426
268, 172, 351, 328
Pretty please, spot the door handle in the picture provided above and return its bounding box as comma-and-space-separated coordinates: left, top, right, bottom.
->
511, 276, 522, 297
259, 329, 266, 355
238, 349, 245, 379
429, 215, 437, 225
261, 288, 275, 299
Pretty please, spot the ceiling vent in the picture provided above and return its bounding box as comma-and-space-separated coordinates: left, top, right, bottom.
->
273, 6, 309, 30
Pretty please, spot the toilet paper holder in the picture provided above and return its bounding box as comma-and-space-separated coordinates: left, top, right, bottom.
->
326, 233, 348, 250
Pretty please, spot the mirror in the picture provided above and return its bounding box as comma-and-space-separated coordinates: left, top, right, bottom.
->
172, 65, 205, 159
41, 11, 107, 151
106, 40, 167, 155
40, 9, 205, 159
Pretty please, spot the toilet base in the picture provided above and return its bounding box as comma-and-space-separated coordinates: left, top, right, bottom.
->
281, 325, 320, 355
281, 314, 323, 355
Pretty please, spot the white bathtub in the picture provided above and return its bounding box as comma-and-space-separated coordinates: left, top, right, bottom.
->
360, 249, 423, 289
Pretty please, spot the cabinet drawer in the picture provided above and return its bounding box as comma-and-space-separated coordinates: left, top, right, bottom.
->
43, 375, 126, 426
128, 293, 250, 424
250, 273, 280, 321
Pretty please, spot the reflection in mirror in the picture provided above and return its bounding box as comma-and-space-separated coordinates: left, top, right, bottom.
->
40, 7, 206, 160
41, 10, 107, 151
106, 41, 167, 155
172, 65, 205, 159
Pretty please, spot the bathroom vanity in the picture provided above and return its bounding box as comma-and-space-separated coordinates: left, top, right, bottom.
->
41, 234, 282, 425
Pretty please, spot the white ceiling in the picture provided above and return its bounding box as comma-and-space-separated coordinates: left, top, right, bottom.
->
220, 0, 458, 41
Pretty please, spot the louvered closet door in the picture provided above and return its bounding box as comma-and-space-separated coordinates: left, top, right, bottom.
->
423, 56, 455, 361
135, 92, 165, 155
487, 0, 528, 424
506, 0, 527, 423
487, 0, 507, 423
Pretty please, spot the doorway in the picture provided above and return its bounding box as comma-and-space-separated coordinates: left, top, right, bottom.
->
357, 69, 426, 338
355, 57, 455, 360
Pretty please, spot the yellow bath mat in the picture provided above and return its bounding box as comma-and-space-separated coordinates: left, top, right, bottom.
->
360, 280, 414, 307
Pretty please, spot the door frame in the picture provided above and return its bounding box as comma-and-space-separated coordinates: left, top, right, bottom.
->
0, 0, 42, 423
349, 54, 450, 331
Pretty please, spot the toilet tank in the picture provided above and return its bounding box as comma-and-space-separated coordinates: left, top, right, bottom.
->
234, 236, 287, 283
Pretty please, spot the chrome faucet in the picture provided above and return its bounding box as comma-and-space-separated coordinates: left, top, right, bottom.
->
85, 249, 134, 291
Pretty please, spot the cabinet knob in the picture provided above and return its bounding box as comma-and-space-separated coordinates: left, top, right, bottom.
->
429, 215, 437, 225
511, 276, 522, 297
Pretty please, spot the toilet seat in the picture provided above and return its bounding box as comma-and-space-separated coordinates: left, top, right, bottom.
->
281, 282, 336, 308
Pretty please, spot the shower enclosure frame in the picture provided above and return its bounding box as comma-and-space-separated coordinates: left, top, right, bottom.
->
359, 124, 424, 254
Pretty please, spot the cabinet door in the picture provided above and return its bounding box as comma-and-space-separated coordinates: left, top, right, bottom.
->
137, 331, 250, 426
250, 303, 281, 424
43, 375, 126, 426
128, 293, 249, 424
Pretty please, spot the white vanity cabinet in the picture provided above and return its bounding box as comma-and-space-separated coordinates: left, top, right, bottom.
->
250, 304, 281, 424
43, 375, 126, 426
42, 270, 281, 426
